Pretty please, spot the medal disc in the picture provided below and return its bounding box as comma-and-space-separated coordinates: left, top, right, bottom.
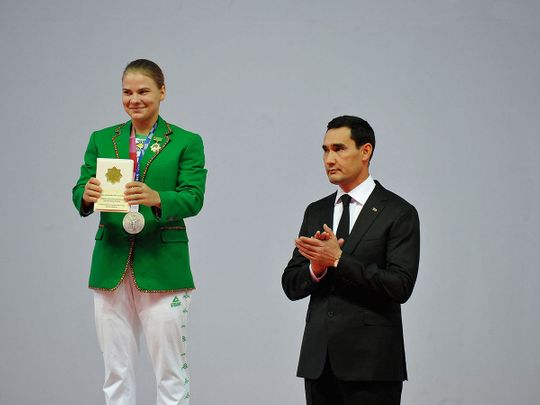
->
123, 212, 145, 234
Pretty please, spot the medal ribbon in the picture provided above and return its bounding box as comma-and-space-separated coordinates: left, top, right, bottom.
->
129, 121, 158, 212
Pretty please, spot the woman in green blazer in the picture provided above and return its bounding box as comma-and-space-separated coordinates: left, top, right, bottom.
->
72, 59, 206, 405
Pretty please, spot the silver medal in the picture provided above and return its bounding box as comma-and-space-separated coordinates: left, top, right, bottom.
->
123, 211, 145, 234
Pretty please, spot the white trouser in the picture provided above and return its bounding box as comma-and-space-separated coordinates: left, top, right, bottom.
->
94, 273, 192, 405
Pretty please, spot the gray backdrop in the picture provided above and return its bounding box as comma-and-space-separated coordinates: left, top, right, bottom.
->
1, 1, 539, 404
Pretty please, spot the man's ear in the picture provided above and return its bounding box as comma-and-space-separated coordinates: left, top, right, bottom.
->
361, 143, 373, 162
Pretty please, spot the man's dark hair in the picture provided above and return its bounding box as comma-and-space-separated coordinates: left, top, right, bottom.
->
327, 115, 376, 159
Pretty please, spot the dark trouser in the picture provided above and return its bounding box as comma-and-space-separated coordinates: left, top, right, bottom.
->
304, 358, 402, 405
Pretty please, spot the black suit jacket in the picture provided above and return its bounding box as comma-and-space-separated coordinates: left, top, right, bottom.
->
282, 181, 420, 382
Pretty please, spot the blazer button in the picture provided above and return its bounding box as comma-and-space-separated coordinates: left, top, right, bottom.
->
328, 311, 334, 317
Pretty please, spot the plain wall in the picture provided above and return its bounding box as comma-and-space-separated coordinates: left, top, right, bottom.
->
1, 1, 539, 404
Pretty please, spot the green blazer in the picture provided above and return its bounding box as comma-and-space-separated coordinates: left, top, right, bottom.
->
72, 117, 207, 292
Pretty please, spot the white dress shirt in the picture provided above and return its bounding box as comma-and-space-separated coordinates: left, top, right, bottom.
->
310, 175, 376, 281
333, 175, 376, 235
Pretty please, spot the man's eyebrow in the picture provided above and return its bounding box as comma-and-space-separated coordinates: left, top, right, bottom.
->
322, 143, 346, 149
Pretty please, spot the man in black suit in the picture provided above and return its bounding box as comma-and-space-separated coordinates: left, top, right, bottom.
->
282, 115, 420, 405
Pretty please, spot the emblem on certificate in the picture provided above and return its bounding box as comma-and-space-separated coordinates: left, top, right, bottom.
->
123, 211, 145, 234
105, 166, 122, 184
94, 158, 134, 213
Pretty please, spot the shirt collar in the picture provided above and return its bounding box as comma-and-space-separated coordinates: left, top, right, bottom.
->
335, 175, 376, 206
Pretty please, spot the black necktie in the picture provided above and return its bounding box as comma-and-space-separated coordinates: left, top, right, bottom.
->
336, 194, 352, 241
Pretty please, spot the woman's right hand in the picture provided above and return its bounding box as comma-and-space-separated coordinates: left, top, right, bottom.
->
83, 177, 102, 205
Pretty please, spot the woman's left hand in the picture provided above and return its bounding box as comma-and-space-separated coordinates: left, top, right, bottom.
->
124, 181, 161, 207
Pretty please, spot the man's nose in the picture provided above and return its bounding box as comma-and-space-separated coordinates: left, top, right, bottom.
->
325, 152, 336, 165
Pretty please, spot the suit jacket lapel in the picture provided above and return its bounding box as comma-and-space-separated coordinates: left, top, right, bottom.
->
319, 193, 336, 231
317, 193, 337, 284
342, 182, 388, 254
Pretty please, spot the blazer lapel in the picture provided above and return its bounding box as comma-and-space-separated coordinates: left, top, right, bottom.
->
342, 182, 388, 254
111, 117, 172, 181
139, 116, 172, 182
111, 122, 131, 159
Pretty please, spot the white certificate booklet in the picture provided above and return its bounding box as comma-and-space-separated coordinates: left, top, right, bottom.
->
94, 158, 134, 213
